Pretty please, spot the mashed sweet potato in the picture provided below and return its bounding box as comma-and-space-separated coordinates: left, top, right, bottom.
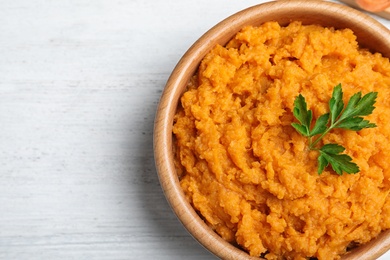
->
172, 21, 390, 259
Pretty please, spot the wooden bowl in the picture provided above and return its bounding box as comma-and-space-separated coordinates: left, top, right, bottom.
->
154, 1, 390, 259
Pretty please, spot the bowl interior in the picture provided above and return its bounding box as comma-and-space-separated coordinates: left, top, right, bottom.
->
154, 1, 390, 259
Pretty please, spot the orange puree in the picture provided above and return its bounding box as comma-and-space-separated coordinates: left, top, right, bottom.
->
172, 21, 390, 259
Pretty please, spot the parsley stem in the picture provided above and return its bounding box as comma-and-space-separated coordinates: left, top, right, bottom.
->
309, 112, 354, 149
309, 114, 356, 150
309, 126, 332, 149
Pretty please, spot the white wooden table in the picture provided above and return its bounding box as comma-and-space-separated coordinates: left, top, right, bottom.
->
1, 1, 389, 259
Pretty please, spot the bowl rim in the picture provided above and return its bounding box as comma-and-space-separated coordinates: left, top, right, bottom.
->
154, 1, 390, 259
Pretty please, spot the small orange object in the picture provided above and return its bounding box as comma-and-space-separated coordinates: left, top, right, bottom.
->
355, 0, 390, 12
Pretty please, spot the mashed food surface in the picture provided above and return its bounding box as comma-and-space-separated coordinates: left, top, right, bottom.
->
173, 21, 390, 259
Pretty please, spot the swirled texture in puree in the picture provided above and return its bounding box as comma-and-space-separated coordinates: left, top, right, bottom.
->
173, 21, 390, 259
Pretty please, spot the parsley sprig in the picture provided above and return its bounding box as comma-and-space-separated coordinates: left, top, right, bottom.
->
291, 84, 378, 175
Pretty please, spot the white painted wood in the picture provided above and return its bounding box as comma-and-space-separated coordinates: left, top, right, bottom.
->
0, 0, 389, 259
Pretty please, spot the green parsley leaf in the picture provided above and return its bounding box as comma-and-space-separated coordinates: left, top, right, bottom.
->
329, 84, 344, 125
292, 94, 312, 137
318, 144, 359, 175
335, 91, 378, 131
337, 117, 376, 131
291, 84, 378, 175
340, 91, 378, 120
310, 113, 330, 136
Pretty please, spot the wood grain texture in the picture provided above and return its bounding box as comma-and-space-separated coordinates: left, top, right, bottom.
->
0, 0, 390, 259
